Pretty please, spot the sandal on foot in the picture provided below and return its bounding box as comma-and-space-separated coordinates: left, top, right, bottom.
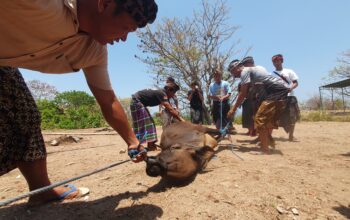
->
57, 184, 89, 201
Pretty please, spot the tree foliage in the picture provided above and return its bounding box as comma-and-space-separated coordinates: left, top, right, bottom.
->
329, 49, 350, 80
136, 0, 242, 110
27, 80, 58, 100
328, 49, 350, 96
54, 91, 96, 109
35, 90, 107, 129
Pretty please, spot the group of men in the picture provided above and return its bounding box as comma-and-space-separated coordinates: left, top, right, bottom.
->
185, 55, 300, 151
129, 54, 300, 157
227, 54, 300, 154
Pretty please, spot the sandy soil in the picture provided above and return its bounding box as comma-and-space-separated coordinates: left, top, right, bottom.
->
0, 122, 349, 220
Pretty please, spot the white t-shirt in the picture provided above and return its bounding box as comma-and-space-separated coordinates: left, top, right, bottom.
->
272, 68, 299, 96
240, 66, 270, 85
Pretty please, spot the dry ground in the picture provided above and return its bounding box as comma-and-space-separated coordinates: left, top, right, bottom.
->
0, 122, 349, 220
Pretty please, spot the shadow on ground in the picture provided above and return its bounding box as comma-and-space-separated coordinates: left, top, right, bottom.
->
340, 152, 350, 157
0, 178, 198, 220
333, 205, 350, 219
216, 144, 283, 156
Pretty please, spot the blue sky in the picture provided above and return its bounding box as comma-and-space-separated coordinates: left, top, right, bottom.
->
21, 0, 350, 102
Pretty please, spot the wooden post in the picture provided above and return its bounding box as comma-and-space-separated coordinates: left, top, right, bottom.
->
319, 87, 323, 111
342, 88, 346, 112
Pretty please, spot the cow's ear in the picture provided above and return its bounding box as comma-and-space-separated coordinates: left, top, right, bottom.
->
193, 146, 214, 170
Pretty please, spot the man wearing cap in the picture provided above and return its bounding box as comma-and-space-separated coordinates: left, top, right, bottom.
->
0, 0, 157, 205
130, 82, 184, 151
227, 60, 289, 154
239, 57, 268, 137
159, 77, 180, 127
208, 69, 232, 130
271, 54, 300, 141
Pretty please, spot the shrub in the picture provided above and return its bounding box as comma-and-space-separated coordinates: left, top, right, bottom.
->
300, 111, 350, 122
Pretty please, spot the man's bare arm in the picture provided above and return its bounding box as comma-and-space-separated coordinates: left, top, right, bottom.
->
161, 101, 185, 121
88, 84, 139, 148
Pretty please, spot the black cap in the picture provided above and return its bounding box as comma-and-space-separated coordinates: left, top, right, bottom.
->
241, 56, 254, 65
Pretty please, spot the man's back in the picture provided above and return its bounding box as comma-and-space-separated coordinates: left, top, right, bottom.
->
0, 0, 77, 58
241, 67, 288, 101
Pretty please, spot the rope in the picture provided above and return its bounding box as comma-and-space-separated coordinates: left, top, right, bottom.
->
230, 144, 244, 161
0, 159, 130, 207
1, 133, 150, 207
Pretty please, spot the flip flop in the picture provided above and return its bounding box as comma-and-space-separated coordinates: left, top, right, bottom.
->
27, 184, 89, 207
58, 184, 89, 201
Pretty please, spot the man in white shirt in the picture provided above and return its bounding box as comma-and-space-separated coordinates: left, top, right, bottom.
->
0, 0, 158, 205
271, 54, 300, 141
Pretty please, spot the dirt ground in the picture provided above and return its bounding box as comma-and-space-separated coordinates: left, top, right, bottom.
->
0, 122, 349, 220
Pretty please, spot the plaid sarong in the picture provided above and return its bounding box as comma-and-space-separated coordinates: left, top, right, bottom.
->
130, 98, 157, 144
0, 67, 46, 175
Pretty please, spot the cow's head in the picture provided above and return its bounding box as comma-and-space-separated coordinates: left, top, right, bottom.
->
145, 144, 214, 181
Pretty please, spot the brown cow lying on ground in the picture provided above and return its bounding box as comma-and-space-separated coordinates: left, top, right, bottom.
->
145, 121, 235, 182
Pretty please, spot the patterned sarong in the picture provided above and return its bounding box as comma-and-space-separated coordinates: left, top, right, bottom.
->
279, 96, 300, 133
254, 100, 286, 130
0, 67, 46, 175
130, 98, 157, 144
242, 99, 254, 129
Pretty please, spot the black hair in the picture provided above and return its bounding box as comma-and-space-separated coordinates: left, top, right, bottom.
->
114, 0, 158, 28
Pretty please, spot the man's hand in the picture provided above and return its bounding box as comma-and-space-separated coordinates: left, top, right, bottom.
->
227, 108, 235, 119
178, 116, 186, 122
128, 144, 147, 163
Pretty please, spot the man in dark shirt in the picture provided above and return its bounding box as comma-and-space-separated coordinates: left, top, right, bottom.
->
227, 60, 289, 154
187, 81, 204, 124
130, 82, 184, 150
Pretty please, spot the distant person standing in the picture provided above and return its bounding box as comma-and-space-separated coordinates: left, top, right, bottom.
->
208, 69, 232, 130
188, 81, 204, 124
271, 54, 300, 141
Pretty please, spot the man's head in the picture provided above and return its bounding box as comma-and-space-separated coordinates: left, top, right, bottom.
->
272, 54, 284, 70
81, 0, 158, 45
166, 76, 175, 84
241, 56, 255, 67
164, 82, 179, 98
227, 59, 243, 78
190, 81, 199, 89
213, 69, 223, 83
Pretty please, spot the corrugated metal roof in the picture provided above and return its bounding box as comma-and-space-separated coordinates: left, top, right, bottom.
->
320, 78, 350, 88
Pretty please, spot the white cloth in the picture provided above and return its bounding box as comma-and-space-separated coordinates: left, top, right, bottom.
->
272, 68, 299, 96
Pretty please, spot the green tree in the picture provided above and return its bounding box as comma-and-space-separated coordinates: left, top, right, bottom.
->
54, 91, 96, 109
36, 90, 107, 129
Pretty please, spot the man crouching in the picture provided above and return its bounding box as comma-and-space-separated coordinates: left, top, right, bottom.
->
130, 82, 184, 155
